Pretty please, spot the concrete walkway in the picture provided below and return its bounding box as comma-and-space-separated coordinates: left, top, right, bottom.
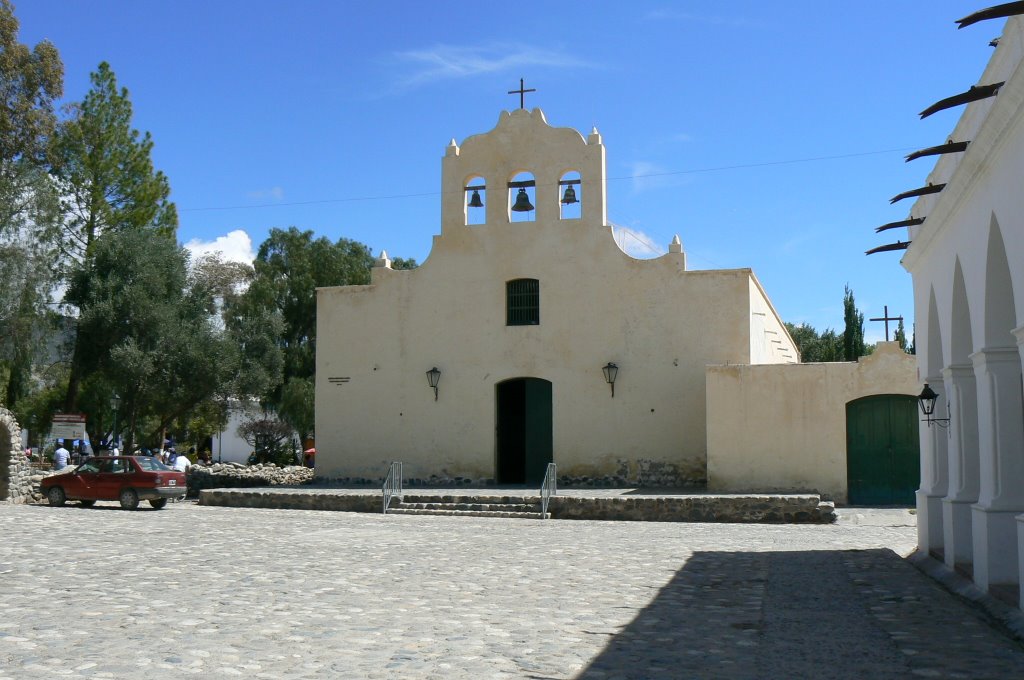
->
1, 503, 1022, 679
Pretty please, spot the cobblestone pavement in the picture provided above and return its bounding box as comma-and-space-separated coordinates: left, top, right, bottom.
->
1, 503, 1022, 679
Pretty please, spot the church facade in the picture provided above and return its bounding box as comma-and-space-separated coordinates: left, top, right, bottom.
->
315, 108, 797, 486
902, 15, 1024, 606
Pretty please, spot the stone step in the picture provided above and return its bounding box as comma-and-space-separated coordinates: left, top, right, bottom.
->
387, 507, 550, 519
400, 495, 535, 505
394, 501, 539, 513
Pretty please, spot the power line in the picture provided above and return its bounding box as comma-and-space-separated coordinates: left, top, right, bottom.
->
180, 145, 921, 213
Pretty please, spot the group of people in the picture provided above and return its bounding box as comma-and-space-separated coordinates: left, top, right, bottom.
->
49, 440, 210, 474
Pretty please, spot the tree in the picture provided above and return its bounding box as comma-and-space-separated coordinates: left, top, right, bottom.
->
894, 318, 910, 353
52, 62, 178, 410
0, 0, 63, 235
0, 0, 63, 406
237, 413, 294, 465
784, 322, 843, 362
842, 284, 866, 361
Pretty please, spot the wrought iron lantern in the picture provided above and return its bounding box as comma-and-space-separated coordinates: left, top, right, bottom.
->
602, 362, 618, 398
426, 367, 441, 401
917, 383, 949, 427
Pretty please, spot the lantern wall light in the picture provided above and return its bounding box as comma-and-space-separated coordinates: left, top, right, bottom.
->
426, 367, 441, 401
602, 362, 619, 398
917, 383, 949, 428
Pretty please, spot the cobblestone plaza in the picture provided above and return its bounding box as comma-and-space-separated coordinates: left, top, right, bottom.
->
1, 503, 1022, 678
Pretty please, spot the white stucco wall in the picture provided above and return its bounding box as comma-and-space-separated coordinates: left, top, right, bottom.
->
706, 342, 918, 503
316, 109, 797, 484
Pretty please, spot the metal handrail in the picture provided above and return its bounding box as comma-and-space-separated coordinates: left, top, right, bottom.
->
540, 462, 556, 519
382, 461, 403, 514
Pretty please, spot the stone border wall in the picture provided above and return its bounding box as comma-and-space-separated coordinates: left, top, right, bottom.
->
0, 407, 35, 504
200, 488, 836, 523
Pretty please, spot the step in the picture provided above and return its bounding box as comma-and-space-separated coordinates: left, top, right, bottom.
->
387, 508, 550, 519
394, 501, 539, 513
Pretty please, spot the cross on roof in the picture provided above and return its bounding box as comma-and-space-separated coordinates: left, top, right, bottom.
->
507, 78, 536, 109
869, 305, 904, 342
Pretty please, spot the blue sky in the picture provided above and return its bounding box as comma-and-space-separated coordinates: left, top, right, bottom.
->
16, 1, 1002, 343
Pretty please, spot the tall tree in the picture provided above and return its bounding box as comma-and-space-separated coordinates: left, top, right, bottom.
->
0, 0, 63, 406
230, 227, 415, 437
0, 0, 63, 234
842, 284, 866, 361
894, 318, 909, 353
52, 62, 177, 410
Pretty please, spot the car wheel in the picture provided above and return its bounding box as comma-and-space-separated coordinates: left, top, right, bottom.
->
79, 500, 96, 508
148, 498, 168, 509
46, 486, 66, 506
118, 488, 139, 510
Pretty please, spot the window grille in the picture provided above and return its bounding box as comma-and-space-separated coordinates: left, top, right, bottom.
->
507, 279, 539, 325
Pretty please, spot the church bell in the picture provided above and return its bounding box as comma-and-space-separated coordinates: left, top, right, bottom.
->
467, 190, 484, 208
511, 188, 534, 212
560, 185, 578, 205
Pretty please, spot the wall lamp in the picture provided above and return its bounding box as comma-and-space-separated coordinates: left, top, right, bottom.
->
426, 366, 441, 401
918, 383, 949, 428
602, 362, 619, 398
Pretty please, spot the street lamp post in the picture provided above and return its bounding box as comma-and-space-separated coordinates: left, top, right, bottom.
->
110, 393, 121, 451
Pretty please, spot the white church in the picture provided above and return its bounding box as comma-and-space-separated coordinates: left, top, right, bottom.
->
900, 12, 1024, 608
314, 105, 917, 499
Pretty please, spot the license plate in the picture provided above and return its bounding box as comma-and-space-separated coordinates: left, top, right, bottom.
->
169, 480, 176, 485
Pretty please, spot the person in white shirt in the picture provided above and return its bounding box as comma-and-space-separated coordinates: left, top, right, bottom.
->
171, 452, 191, 472
52, 444, 70, 470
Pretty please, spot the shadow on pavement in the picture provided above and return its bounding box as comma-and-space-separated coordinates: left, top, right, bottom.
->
575, 549, 1024, 680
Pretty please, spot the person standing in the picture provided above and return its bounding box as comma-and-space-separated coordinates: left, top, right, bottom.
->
52, 442, 71, 471
171, 450, 191, 473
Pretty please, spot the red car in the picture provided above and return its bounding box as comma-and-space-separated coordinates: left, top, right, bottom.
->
41, 455, 186, 510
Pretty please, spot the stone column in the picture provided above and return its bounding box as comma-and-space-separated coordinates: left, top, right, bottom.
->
917, 374, 948, 556
970, 346, 1024, 590
942, 364, 980, 569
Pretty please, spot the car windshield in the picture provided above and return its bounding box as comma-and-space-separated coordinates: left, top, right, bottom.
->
135, 457, 172, 471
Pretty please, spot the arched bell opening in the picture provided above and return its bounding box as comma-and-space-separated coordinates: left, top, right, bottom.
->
508, 171, 536, 223
464, 175, 486, 226
559, 171, 581, 220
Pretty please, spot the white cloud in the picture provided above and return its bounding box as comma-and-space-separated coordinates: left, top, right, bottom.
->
611, 223, 664, 259
641, 10, 772, 29
246, 187, 284, 201
629, 161, 690, 194
184, 229, 256, 265
392, 43, 593, 89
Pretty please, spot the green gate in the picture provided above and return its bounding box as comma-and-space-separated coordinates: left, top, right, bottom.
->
846, 394, 919, 505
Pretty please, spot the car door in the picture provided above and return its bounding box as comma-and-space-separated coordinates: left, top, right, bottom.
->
67, 459, 103, 500
94, 457, 128, 500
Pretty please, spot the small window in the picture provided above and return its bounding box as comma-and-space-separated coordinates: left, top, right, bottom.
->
507, 279, 539, 325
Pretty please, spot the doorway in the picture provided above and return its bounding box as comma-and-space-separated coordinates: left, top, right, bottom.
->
846, 394, 920, 505
496, 378, 552, 484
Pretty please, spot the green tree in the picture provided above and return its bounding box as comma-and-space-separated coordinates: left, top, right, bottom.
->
52, 62, 178, 410
842, 284, 866, 361
0, 0, 63, 406
894, 318, 909, 353
784, 322, 844, 362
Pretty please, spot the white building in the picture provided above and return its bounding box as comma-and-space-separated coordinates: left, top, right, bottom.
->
315, 108, 799, 486
900, 14, 1024, 607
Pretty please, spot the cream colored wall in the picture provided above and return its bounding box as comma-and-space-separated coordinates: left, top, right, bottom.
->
706, 342, 918, 503
748, 277, 798, 364
315, 108, 791, 484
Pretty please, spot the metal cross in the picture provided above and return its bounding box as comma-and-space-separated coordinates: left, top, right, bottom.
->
869, 305, 904, 342
507, 78, 536, 109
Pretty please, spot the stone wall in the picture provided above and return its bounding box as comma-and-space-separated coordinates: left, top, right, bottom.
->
187, 463, 314, 498
201, 488, 836, 524
0, 407, 35, 504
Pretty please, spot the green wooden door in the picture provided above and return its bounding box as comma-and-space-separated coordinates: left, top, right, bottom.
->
523, 379, 553, 485
496, 378, 552, 484
846, 395, 919, 505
